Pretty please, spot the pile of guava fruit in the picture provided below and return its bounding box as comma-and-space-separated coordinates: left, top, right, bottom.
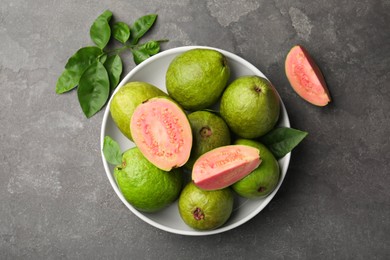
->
110, 48, 284, 231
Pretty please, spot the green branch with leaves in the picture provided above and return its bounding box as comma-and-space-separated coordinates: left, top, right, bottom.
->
56, 10, 167, 118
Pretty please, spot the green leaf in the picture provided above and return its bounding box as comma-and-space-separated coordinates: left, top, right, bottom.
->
90, 10, 113, 49
56, 69, 79, 94
131, 49, 150, 65
259, 127, 308, 159
104, 55, 122, 91
77, 62, 110, 118
56, 46, 102, 94
112, 22, 130, 43
65, 46, 102, 72
139, 40, 160, 55
99, 53, 108, 64
103, 136, 122, 165
131, 41, 160, 64
99, 10, 113, 20
130, 14, 157, 44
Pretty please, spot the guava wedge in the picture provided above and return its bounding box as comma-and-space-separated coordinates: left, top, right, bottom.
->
192, 145, 261, 190
285, 45, 331, 106
130, 97, 192, 171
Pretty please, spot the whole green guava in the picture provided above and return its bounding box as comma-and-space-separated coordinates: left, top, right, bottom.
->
184, 110, 231, 169
166, 49, 230, 111
178, 181, 233, 230
220, 76, 280, 138
114, 147, 183, 213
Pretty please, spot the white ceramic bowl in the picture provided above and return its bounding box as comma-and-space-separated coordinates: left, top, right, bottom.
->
100, 46, 290, 236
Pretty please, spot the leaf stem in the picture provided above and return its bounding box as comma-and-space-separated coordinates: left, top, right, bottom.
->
104, 45, 130, 55
156, 39, 169, 43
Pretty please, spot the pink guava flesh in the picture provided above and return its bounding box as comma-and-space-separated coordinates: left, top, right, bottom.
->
285, 45, 331, 106
130, 97, 192, 171
192, 145, 261, 190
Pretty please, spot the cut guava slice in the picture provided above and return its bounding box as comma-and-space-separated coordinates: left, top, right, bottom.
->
130, 97, 192, 171
285, 45, 331, 106
192, 145, 261, 190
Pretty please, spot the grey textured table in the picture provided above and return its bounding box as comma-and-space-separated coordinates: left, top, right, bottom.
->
1, 0, 389, 259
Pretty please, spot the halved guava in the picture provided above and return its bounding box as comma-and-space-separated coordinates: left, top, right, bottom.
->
130, 97, 192, 171
110, 81, 167, 141
285, 45, 331, 106
192, 145, 261, 190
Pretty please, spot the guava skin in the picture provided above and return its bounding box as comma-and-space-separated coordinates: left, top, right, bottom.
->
178, 181, 234, 230
220, 75, 280, 138
114, 147, 183, 213
166, 49, 231, 111
232, 139, 280, 199
184, 110, 231, 169
110, 82, 167, 141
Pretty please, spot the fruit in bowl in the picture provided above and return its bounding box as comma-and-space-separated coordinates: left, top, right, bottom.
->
130, 97, 193, 171
101, 46, 294, 236
110, 82, 167, 141
184, 110, 231, 170
178, 181, 234, 231
220, 75, 280, 138
232, 139, 280, 198
166, 48, 230, 111
114, 147, 183, 213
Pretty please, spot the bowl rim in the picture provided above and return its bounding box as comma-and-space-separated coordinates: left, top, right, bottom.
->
100, 45, 291, 236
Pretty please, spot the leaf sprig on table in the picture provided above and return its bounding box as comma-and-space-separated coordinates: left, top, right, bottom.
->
56, 10, 167, 118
